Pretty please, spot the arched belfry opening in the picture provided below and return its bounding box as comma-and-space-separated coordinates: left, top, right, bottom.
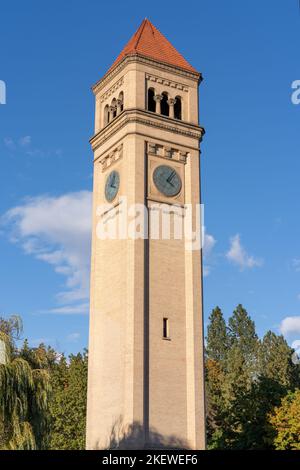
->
174, 96, 182, 120
161, 92, 169, 117
147, 88, 156, 112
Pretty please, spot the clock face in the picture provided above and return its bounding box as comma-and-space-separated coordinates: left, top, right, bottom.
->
153, 165, 182, 197
105, 170, 120, 202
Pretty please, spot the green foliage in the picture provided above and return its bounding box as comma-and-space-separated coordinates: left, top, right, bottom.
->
269, 389, 300, 449
0, 316, 51, 449
0, 315, 88, 449
206, 307, 229, 363
48, 351, 88, 449
206, 304, 299, 450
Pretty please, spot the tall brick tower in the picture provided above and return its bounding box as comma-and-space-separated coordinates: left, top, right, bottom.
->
86, 19, 206, 450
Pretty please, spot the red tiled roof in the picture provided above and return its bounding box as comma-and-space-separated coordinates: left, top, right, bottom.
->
107, 19, 198, 74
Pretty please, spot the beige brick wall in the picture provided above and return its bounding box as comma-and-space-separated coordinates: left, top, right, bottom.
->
86, 55, 205, 450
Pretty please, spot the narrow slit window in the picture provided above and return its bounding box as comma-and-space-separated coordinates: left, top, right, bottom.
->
163, 318, 169, 339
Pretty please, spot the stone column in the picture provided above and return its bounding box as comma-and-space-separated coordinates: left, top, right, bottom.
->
154, 94, 162, 114
167, 98, 177, 119
116, 99, 123, 115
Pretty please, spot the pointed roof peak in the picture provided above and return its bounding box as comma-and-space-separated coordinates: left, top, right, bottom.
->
107, 19, 198, 75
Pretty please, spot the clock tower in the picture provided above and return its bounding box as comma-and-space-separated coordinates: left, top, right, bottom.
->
86, 19, 206, 450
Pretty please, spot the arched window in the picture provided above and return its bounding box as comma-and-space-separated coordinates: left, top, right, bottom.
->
147, 88, 156, 112
161, 92, 169, 117
104, 104, 109, 126
174, 96, 182, 120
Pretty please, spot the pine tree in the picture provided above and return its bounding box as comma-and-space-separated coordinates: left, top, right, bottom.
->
258, 331, 295, 388
49, 351, 88, 449
206, 307, 229, 363
220, 305, 259, 448
205, 307, 229, 448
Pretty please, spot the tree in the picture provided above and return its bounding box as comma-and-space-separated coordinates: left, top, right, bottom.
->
269, 389, 300, 450
258, 331, 296, 388
227, 304, 259, 381
218, 305, 259, 448
206, 307, 229, 363
0, 316, 51, 449
49, 351, 88, 449
205, 304, 300, 449
205, 307, 229, 447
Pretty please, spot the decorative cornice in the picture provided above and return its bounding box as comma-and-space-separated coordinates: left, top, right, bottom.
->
99, 144, 123, 172
92, 54, 202, 95
90, 109, 205, 152
99, 77, 124, 103
147, 141, 188, 164
146, 73, 189, 93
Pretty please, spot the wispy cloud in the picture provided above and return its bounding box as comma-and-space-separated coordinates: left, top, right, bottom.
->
40, 303, 89, 315
292, 258, 300, 272
4, 137, 16, 150
2, 191, 92, 313
29, 337, 53, 347
203, 229, 216, 276
67, 332, 80, 342
19, 135, 31, 147
4, 135, 32, 150
3, 135, 61, 158
226, 234, 263, 270
280, 316, 300, 336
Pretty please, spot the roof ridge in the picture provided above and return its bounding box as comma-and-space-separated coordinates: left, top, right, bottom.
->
105, 19, 199, 76
134, 18, 147, 51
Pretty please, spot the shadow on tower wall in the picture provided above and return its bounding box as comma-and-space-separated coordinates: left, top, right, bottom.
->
97, 417, 190, 450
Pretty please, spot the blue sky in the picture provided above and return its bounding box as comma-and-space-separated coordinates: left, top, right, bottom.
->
0, 0, 299, 355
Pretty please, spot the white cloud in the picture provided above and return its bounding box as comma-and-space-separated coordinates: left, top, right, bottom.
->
292, 340, 300, 350
4, 136, 32, 150
202, 229, 216, 276
203, 231, 216, 257
4, 137, 16, 150
67, 332, 80, 342
19, 135, 31, 147
226, 234, 263, 270
280, 316, 300, 336
40, 303, 89, 315
30, 337, 53, 346
2, 191, 92, 313
292, 259, 300, 272
3, 135, 61, 158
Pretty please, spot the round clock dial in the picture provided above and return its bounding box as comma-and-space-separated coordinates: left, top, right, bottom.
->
153, 165, 182, 197
105, 170, 120, 202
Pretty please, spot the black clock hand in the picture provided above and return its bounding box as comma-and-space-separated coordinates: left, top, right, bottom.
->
110, 175, 116, 188
166, 171, 175, 186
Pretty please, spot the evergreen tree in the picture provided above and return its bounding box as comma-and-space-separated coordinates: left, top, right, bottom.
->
258, 331, 296, 388
216, 305, 259, 448
205, 305, 300, 449
206, 307, 229, 363
205, 307, 230, 448
49, 351, 88, 449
